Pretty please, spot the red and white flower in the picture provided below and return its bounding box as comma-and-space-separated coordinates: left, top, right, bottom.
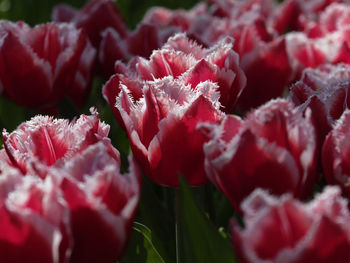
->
323, 110, 350, 198
289, 63, 350, 144
232, 186, 350, 263
116, 75, 223, 186
51, 0, 128, 47
0, 109, 140, 263
103, 33, 246, 123
0, 20, 95, 110
201, 99, 317, 212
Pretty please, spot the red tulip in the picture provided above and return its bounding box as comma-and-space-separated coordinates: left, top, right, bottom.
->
290, 63, 350, 144
285, 4, 350, 79
142, 2, 207, 32
286, 32, 327, 78
98, 1, 209, 77
49, 143, 140, 263
237, 37, 292, 110
68, 40, 96, 108
103, 33, 246, 125
52, 0, 130, 78
99, 24, 179, 77
0, 164, 72, 263
322, 110, 350, 198
0, 109, 140, 263
51, 0, 128, 47
0, 21, 95, 110
271, 0, 346, 34
116, 75, 223, 186
232, 186, 350, 263
187, 0, 293, 110
2, 108, 118, 177
188, 0, 275, 56
202, 99, 317, 212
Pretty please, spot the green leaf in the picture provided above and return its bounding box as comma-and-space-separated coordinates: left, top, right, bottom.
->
175, 178, 238, 263
120, 222, 166, 263
134, 222, 166, 263
137, 178, 176, 263
119, 226, 147, 263
0, 0, 86, 25
0, 97, 26, 132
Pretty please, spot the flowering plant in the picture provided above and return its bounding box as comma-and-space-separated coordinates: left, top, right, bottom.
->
2, 0, 350, 262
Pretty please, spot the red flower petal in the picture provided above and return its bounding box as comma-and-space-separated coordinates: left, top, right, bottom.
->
232, 187, 350, 263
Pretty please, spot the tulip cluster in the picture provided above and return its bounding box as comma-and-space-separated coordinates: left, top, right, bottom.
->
3, 0, 350, 262
0, 110, 140, 263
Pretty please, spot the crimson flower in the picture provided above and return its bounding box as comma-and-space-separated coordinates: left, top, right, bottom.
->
188, 0, 275, 56
232, 186, 350, 263
0, 109, 140, 263
187, 0, 292, 110
52, 0, 131, 77
237, 37, 292, 110
0, 20, 95, 110
142, 2, 207, 32
298, 2, 350, 37
285, 3, 350, 79
116, 74, 223, 186
201, 99, 317, 212
2, 109, 118, 177
0, 163, 72, 263
271, 0, 347, 34
322, 110, 350, 198
290, 63, 350, 144
103, 33, 246, 124
99, 24, 179, 77
51, 0, 128, 47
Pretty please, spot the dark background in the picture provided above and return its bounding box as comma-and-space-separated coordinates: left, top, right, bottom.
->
0, 0, 201, 28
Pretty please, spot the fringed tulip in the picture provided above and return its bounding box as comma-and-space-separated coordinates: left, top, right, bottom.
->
116, 77, 223, 186
322, 110, 350, 199
99, 24, 179, 77
187, 0, 293, 110
142, 3, 207, 32
0, 109, 140, 263
103, 33, 246, 125
290, 63, 350, 145
202, 99, 317, 212
51, 0, 128, 47
0, 21, 95, 110
232, 186, 350, 263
